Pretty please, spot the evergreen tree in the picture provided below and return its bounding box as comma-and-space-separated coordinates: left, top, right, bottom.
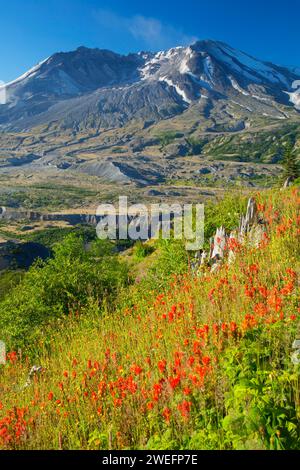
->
282, 142, 299, 181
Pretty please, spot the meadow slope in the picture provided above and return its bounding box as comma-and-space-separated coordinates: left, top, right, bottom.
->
0, 188, 299, 450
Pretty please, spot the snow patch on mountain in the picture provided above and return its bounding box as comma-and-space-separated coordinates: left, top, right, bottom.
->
286, 88, 300, 110
179, 47, 194, 74
262, 112, 286, 120
0, 57, 49, 106
159, 77, 191, 104
4, 57, 49, 88
231, 100, 253, 112
212, 43, 290, 86
251, 94, 273, 104
229, 77, 250, 96
203, 56, 214, 82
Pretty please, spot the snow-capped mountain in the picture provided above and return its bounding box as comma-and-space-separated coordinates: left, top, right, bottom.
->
0, 40, 299, 131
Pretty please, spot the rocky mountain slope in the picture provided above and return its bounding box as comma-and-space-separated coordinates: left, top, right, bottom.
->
0, 40, 299, 193
0, 40, 299, 132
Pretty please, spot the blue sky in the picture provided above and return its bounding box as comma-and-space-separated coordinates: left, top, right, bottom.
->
0, 0, 299, 82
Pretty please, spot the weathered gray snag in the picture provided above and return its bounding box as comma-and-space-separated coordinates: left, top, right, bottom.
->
200, 250, 208, 266
21, 365, 43, 391
211, 226, 226, 261
193, 197, 267, 274
239, 197, 258, 236
283, 177, 294, 189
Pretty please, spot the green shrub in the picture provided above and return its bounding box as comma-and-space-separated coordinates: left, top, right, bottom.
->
0, 270, 24, 301
0, 235, 129, 349
204, 194, 247, 244
222, 324, 300, 450
148, 238, 189, 286
132, 241, 154, 260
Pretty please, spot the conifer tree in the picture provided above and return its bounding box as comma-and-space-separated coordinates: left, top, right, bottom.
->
282, 142, 299, 181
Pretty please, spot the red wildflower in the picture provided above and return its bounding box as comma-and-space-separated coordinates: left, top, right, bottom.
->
130, 364, 143, 375
169, 375, 181, 390
280, 282, 294, 296
178, 400, 192, 418
188, 356, 195, 367
245, 285, 256, 298
114, 398, 122, 408
249, 264, 259, 274
254, 303, 268, 317
72, 358, 78, 367
213, 323, 219, 335
153, 383, 163, 401
91, 391, 98, 402
258, 286, 268, 298
202, 356, 211, 366
158, 359, 167, 374
242, 314, 258, 330
168, 305, 177, 322
162, 407, 171, 423
6, 351, 18, 364
286, 268, 297, 279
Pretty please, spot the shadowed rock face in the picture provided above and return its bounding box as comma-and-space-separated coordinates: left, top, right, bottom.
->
0, 208, 181, 244
0, 241, 51, 270
1, 209, 100, 226
0, 40, 299, 131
